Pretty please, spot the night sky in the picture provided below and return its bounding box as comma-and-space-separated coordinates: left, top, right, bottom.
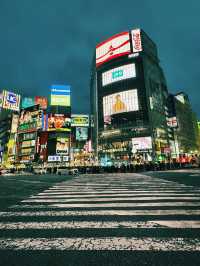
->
0, 0, 199, 116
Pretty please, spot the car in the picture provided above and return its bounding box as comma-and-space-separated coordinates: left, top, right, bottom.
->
33, 168, 47, 175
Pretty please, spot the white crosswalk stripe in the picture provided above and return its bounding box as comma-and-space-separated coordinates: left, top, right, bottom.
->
0, 173, 200, 250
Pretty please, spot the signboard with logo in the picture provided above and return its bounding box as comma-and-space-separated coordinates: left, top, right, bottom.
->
71, 115, 89, 127
2, 90, 21, 111
76, 127, 88, 141
35, 96, 48, 109
96, 32, 131, 67
22, 97, 35, 109
48, 155, 61, 162
102, 63, 136, 86
56, 138, 69, 154
50, 85, 71, 107
103, 89, 139, 117
131, 29, 142, 53
48, 114, 71, 131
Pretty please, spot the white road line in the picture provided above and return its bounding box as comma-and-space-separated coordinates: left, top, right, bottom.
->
1, 209, 200, 217
0, 221, 160, 229
21, 196, 200, 203
0, 237, 199, 250
30, 193, 200, 199
9, 202, 200, 209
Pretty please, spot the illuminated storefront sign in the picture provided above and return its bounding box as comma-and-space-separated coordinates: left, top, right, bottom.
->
76, 127, 88, 141
71, 115, 89, 127
2, 90, 21, 111
132, 137, 152, 152
103, 89, 139, 117
22, 97, 35, 109
35, 96, 48, 109
50, 85, 71, 106
56, 138, 69, 154
131, 29, 142, 53
102, 63, 136, 86
96, 32, 131, 67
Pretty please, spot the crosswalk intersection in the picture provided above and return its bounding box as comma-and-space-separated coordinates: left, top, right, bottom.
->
0, 173, 200, 250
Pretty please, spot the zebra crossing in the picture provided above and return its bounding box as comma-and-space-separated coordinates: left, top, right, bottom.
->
0, 173, 200, 250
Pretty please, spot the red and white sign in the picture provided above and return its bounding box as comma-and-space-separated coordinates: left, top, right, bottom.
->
131, 29, 142, 53
96, 32, 131, 67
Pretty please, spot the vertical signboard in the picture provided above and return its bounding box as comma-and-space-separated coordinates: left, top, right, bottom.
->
131, 29, 142, 53
35, 96, 48, 109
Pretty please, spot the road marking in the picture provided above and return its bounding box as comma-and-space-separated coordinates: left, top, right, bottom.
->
153, 220, 200, 228
21, 196, 200, 203
0, 237, 199, 250
1, 209, 200, 217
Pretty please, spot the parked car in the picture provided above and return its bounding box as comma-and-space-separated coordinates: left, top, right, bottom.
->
69, 168, 79, 175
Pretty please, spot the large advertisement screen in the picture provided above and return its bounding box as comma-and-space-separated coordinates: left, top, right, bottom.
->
50, 85, 71, 107
71, 115, 89, 127
96, 32, 131, 67
103, 89, 139, 117
2, 90, 21, 111
132, 137, 152, 152
76, 127, 88, 141
48, 114, 71, 131
35, 96, 48, 109
102, 63, 136, 86
131, 29, 142, 53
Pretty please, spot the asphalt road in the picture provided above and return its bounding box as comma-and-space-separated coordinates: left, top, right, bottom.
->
0, 170, 200, 265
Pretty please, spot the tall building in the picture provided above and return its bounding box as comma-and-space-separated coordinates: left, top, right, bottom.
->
168, 92, 200, 155
90, 29, 170, 166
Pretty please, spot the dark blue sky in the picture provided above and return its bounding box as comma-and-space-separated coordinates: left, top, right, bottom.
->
0, 0, 199, 116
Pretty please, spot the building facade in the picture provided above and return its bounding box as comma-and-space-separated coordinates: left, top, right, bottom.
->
91, 29, 170, 166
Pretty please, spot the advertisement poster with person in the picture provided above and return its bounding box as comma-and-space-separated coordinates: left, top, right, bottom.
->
103, 89, 139, 117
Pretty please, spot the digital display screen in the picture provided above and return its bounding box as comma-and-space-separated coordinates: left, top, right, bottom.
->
103, 89, 139, 117
102, 63, 136, 86
71, 115, 89, 127
132, 137, 152, 152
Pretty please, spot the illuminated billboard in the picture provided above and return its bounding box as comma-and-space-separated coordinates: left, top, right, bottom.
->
22, 97, 35, 109
103, 89, 139, 117
96, 32, 131, 67
131, 29, 142, 53
102, 63, 136, 86
18, 106, 42, 132
56, 138, 69, 154
71, 115, 89, 127
132, 137, 152, 152
50, 85, 71, 106
76, 127, 88, 141
48, 114, 71, 131
35, 96, 48, 109
2, 90, 21, 111
11, 114, 19, 133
